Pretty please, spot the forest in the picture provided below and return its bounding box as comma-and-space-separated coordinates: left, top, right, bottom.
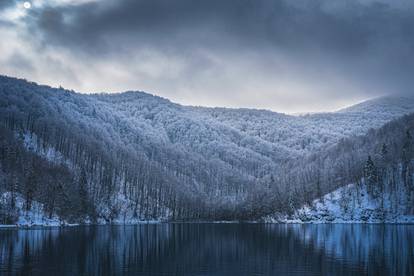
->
0, 75, 413, 223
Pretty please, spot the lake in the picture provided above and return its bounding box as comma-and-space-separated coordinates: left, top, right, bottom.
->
1, 224, 413, 275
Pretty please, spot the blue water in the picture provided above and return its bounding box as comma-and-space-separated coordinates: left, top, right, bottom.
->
1, 224, 413, 275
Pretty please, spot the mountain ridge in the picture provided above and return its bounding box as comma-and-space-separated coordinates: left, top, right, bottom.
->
4, 74, 414, 117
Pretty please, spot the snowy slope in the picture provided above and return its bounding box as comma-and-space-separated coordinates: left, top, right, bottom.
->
0, 191, 164, 227
20, 132, 172, 224
338, 96, 414, 115
266, 181, 414, 224
0, 192, 63, 227
2, 75, 414, 167
194, 96, 414, 154
1, 75, 414, 222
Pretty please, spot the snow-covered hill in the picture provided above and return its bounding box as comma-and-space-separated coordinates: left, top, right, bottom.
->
1, 75, 414, 223
0, 191, 163, 227
195, 96, 414, 154
267, 180, 414, 224
0, 192, 63, 227
338, 96, 414, 115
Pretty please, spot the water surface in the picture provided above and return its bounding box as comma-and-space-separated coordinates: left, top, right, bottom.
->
1, 224, 413, 275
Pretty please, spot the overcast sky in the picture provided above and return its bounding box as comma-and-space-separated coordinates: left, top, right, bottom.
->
1, 0, 413, 113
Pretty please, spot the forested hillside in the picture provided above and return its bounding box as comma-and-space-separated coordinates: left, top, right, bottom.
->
0, 75, 413, 224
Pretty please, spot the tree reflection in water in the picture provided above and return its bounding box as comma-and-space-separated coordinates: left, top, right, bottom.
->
1, 224, 413, 275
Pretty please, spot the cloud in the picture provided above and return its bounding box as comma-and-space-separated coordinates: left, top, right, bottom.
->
0, 0, 15, 10
6, 51, 35, 72
1, 0, 414, 112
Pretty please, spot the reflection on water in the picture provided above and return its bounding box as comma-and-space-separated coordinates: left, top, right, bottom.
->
0, 224, 413, 275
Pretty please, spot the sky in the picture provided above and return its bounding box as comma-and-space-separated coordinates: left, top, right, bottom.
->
0, 0, 413, 113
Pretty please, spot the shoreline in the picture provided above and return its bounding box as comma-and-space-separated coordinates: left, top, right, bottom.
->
2, 220, 414, 229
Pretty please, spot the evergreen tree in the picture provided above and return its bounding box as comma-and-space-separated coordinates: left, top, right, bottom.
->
78, 169, 89, 217
24, 163, 37, 211
401, 130, 414, 211
380, 143, 388, 164
402, 130, 413, 188
402, 130, 413, 163
364, 155, 378, 196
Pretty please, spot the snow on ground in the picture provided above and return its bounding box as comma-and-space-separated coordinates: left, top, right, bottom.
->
21, 132, 73, 168
0, 191, 166, 227
95, 191, 170, 225
265, 183, 414, 224
0, 192, 63, 227
7, 133, 170, 226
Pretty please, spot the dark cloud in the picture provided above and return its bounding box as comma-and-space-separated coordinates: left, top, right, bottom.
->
28, 1, 414, 54
6, 51, 34, 72
0, 0, 15, 10
2, 0, 414, 112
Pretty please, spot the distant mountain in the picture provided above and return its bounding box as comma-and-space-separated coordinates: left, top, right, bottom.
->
338, 96, 414, 115
0, 75, 413, 224
195, 95, 414, 153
